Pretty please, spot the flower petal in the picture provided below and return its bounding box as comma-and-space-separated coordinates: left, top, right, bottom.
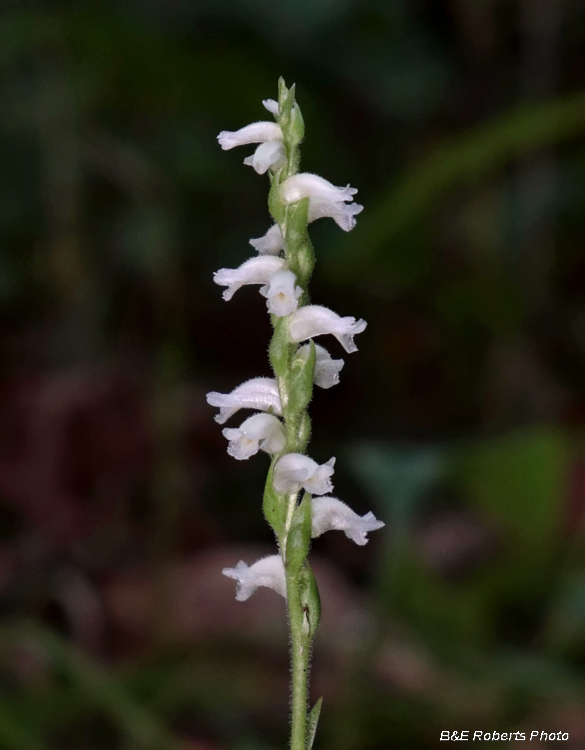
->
296, 343, 345, 388
217, 122, 283, 150
222, 413, 285, 460
222, 555, 286, 600
206, 377, 282, 424
262, 99, 279, 115
280, 173, 358, 204
273, 453, 335, 496
308, 199, 364, 231
259, 269, 303, 317
213, 256, 286, 301
249, 224, 285, 256
311, 496, 385, 545
289, 305, 367, 353
243, 142, 287, 175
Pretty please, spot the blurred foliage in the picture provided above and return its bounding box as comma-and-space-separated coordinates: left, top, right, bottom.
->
1, 0, 585, 749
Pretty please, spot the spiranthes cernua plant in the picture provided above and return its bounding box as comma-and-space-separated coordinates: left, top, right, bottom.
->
207, 79, 384, 750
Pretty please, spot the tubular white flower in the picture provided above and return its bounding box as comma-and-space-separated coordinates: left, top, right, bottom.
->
249, 223, 284, 256
308, 198, 364, 232
259, 269, 303, 316
296, 343, 344, 389
222, 413, 286, 460
311, 496, 385, 546
289, 305, 367, 354
217, 121, 283, 150
280, 173, 358, 205
273, 453, 335, 496
213, 256, 285, 301
243, 141, 287, 175
206, 377, 282, 424
263, 99, 279, 115
223, 555, 286, 601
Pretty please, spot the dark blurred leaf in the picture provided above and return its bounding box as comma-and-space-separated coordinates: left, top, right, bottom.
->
348, 442, 446, 532
331, 91, 585, 276
1, 623, 179, 750
455, 427, 567, 555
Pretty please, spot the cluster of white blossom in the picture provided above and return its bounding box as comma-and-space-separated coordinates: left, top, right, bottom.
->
208, 95, 384, 603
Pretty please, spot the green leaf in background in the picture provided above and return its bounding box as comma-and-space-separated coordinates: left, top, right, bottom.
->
348, 442, 446, 534
0, 623, 179, 750
455, 427, 567, 553
544, 571, 585, 653
330, 91, 585, 277
0, 699, 45, 750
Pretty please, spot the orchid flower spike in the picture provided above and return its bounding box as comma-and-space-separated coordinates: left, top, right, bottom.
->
213, 81, 376, 750
289, 305, 367, 353
217, 121, 283, 150
223, 555, 286, 601
273, 453, 335, 496
295, 343, 344, 389
249, 224, 284, 256
311, 496, 385, 546
213, 256, 285, 301
222, 413, 285, 460
259, 269, 303, 316
206, 377, 282, 424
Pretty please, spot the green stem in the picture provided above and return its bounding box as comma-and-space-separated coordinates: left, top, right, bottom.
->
287, 568, 310, 750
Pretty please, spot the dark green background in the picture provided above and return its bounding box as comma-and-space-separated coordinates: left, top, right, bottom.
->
1, 1, 585, 748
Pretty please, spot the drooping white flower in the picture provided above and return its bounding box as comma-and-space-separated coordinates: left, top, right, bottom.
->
249, 224, 284, 256
217, 122, 283, 150
289, 305, 367, 354
311, 496, 385, 546
280, 173, 358, 205
273, 453, 335, 496
223, 555, 286, 601
243, 141, 287, 175
296, 343, 344, 389
308, 198, 364, 232
213, 256, 285, 301
263, 99, 279, 115
259, 269, 303, 316
206, 377, 282, 424
222, 413, 286, 460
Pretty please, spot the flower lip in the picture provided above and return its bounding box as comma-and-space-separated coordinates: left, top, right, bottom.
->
206, 377, 282, 424
259, 269, 303, 317
222, 413, 285, 460
213, 256, 286, 301
288, 305, 367, 353
311, 496, 385, 545
217, 121, 284, 150
280, 173, 358, 205
222, 555, 286, 601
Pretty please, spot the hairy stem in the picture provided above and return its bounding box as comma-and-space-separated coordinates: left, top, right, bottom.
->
287, 566, 311, 750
